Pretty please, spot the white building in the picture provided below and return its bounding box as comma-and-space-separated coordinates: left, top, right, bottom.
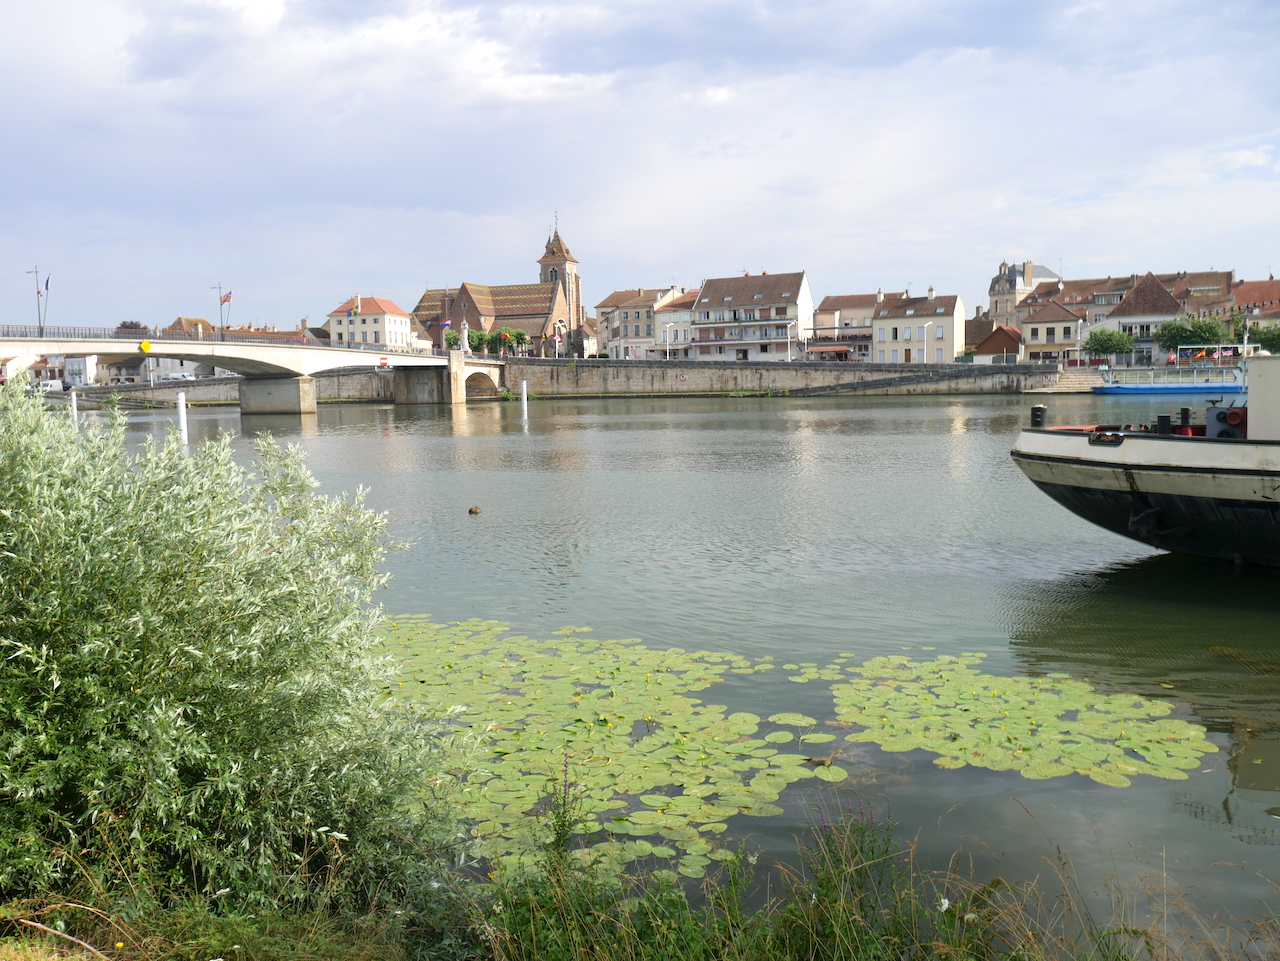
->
326, 296, 416, 347
690, 271, 814, 362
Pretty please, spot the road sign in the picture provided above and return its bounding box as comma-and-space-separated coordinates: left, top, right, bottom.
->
140, 340, 151, 353
379, 357, 389, 366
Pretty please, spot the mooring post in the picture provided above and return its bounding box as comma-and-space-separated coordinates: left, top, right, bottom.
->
177, 391, 188, 444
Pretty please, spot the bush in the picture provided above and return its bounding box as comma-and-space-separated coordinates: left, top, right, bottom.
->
0, 383, 461, 919
1082, 329, 1135, 358
1153, 318, 1228, 351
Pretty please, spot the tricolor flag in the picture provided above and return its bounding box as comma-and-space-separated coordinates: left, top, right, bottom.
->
220, 291, 233, 305
440, 317, 452, 328
38, 276, 48, 298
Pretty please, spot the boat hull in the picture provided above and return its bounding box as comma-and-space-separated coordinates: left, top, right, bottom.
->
1011, 429, 1280, 566
1091, 384, 1245, 394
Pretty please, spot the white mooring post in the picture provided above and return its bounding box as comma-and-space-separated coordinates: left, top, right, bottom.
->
69, 390, 78, 425
177, 391, 188, 445
521, 379, 528, 419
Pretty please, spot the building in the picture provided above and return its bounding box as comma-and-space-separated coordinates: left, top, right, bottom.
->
810, 290, 907, 361
596, 287, 683, 360
869, 287, 965, 363
689, 271, 814, 362
1017, 270, 1236, 328
988, 260, 1062, 329
326, 296, 417, 347
1097, 272, 1184, 364
971, 325, 1023, 364
653, 288, 701, 359
1021, 301, 1080, 363
964, 307, 993, 352
412, 230, 586, 357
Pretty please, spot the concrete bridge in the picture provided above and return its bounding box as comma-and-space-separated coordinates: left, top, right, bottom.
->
0, 325, 505, 413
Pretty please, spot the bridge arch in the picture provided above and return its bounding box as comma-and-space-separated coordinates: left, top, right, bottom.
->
464, 367, 502, 399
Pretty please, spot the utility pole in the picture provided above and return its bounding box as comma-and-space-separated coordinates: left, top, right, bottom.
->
27, 266, 46, 336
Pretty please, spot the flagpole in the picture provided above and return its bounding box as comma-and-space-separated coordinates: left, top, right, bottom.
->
27, 266, 42, 336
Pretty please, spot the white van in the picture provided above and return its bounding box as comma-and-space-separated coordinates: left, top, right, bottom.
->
39, 380, 65, 392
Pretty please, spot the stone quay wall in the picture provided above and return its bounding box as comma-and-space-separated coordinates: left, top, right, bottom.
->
500, 360, 1056, 398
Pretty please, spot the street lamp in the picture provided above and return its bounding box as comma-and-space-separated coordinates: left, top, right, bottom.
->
921, 322, 934, 364
665, 323, 675, 360
554, 320, 566, 358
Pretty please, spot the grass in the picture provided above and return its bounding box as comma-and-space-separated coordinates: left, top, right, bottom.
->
6, 802, 1280, 960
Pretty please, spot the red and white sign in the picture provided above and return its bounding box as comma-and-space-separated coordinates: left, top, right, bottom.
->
378, 357, 389, 366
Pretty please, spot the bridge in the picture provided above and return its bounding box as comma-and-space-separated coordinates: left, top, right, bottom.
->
0, 325, 506, 413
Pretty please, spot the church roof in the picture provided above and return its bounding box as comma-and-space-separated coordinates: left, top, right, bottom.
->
168, 316, 213, 332
461, 281, 559, 318
537, 229, 578, 265
411, 288, 453, 323
1109, 272, 1183, 317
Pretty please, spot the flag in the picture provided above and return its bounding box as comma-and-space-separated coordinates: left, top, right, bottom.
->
220, 292, 233, 305
440, 318, 451, 328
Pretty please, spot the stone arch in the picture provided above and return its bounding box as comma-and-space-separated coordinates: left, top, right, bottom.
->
464, 369, 501, 399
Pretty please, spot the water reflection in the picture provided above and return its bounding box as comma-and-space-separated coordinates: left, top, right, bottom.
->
1004, 552, 1280, 844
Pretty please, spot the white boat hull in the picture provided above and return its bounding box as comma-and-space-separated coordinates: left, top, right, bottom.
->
1011, 429, 1280, 565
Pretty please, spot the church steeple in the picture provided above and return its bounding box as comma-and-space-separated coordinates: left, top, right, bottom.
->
537, 226, 582, 332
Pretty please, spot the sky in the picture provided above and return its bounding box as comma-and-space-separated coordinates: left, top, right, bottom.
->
2, 0, 1278, 329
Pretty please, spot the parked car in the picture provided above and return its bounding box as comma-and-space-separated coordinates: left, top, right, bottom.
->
160, 372, 196, 381
39, 380, 65, 392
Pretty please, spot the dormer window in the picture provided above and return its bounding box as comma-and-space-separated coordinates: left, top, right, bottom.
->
879, 310, 888, 317
701, 297, 710, 303
753, 293, 763, 300
723, 296, 733, 302
936, 307, 945, 314
781, 292, 792, 298
906, 309, 915, 316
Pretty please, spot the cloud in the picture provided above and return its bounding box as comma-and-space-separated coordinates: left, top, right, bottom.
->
0, 0, 1278, 324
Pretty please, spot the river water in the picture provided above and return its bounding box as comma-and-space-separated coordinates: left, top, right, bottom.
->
124, 393, 1280, 918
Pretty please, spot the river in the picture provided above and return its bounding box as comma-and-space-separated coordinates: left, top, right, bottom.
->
124, 392, 1280, 918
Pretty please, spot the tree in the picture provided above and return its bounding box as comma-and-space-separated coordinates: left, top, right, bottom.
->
0, 383, 458, 913
1153, 317, 1227, 351
444, 328, 461, 349
116, 320, 146, 330
1082, 329, 1136, 358
1252, 322, 1280, 354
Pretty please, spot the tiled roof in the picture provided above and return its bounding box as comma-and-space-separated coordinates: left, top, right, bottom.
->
596, 289, 645, 310
656, 289, 701, 312
329, 296, 410, 317
460, 282, 558, 318
1109, 272, 1183, 317
1023, 300, 1082, 325
168, 316, 213, 332
1236, 279, 1280, 309
698, 272, 806, 307
412, 288, 453, 323
537, 229, 578, 265
870, 293, 959, 319
1023, 270, 1234, 308
974, 325, 1022, 354
989, 262, 1061, 295
817, 292, 907, 311
964, 313, 993, 348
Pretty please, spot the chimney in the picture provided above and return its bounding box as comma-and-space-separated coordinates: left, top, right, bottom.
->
876, 287, 884, 303
927, 285, 936, 300
353, 294, 361, 314
761, 270, 769, 275
1023, 261, 1033, 288
1130, 273, 1138, 287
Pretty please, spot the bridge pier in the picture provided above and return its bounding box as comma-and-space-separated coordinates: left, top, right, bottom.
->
238, 376, 317, 414
392, 352, 470, 404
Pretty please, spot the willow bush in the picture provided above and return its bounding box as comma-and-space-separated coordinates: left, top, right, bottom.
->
0, 383, 459, 918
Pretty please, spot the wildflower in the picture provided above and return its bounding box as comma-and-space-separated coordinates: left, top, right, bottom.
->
938, 897, 950, 912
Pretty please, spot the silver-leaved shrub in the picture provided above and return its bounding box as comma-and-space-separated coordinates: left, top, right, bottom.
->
0, 383, 458, 913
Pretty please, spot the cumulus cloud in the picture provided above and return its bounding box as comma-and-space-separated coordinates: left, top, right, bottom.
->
0, 0, 1277, 323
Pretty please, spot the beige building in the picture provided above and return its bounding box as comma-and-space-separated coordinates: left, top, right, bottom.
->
870, 287, 965, 363
653, 288, 701, 359
690, 271, 814, 362
1022, 300, 1080, 363
811, 289, 907, 360
988, 260, 1062, 329
596, 287, 683, 360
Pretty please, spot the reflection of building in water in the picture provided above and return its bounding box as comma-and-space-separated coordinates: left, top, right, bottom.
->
1003, 553, 1280, 838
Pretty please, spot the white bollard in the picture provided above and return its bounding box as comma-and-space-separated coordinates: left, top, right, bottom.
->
69, 390, 78, 425
521, 379, 528, 419
177, 391, 188, 445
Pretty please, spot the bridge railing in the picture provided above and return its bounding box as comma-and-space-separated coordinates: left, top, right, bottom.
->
0, 325, 454, 359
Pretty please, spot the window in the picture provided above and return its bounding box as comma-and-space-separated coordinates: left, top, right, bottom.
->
646, 324, 653, 336
1031, 327, 1040, 341
1093, 312, 1105, 323
903, 327, 912, 341
337, 332, 343, 342
361, 331, 367, 342
760, 308, 771, 319
753, 293, 763, 300
714, 311, 725, 322
723, 296, 733, 302
622, 311, 629, 320
879, 310, 888, 317
775, 327, 786, 337
775, 306, 788, 317
760, 343, 770, 353
891, 349, 899, 362
744, 310, 756, 320
701, 311, 711, 321
906, 309, 915, 316
891, 327, 899, 340
623, 324, 629, 337
878, 349, 886, 362
646, 310, 652, 318
1063, 326, 1072, 339
1046, 329, 1056, 344
878, 327, 886, 342
781, 292, 792, 298
373, 331, 380, 343
361, 318, 367, 324
935, 347, 943, 362
936, 325, 944, 339
716, 345, 725, 354
936, 306, 945, 314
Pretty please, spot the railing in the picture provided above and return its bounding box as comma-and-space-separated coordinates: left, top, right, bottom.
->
1103, 367, 1242, 386
0, 325, 452, 359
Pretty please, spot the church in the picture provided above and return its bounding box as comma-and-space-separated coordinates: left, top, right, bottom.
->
412, 230, 586, 356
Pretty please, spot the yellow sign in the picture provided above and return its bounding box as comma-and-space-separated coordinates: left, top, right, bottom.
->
140, 340, 151, 353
